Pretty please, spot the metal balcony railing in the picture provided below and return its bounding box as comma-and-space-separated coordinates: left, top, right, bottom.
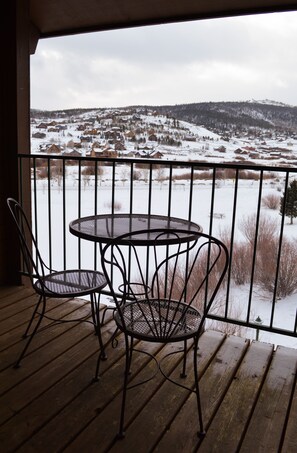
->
18, 153, 297, 345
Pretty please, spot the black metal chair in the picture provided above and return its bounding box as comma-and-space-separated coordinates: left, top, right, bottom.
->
97, 228, 229, 438
7, 198, 107, 368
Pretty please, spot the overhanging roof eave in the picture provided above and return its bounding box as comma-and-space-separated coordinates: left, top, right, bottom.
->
36, 3, 297, 40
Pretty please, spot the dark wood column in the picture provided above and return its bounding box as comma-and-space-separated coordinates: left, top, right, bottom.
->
0, 0, 31, 285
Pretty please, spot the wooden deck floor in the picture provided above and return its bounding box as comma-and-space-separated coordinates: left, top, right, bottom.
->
0, 285, 296, 453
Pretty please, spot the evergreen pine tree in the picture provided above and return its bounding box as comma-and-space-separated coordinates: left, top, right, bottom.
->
280, 179, 297, 224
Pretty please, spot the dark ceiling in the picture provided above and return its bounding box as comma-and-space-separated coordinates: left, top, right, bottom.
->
30, 0, 297, 39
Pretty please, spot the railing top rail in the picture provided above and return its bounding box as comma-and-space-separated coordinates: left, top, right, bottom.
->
19, 153, 297, 174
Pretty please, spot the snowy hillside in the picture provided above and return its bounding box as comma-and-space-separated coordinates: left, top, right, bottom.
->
31, 102, 297, 167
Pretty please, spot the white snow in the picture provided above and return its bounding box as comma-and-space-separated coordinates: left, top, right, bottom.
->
30, 108, 297, 349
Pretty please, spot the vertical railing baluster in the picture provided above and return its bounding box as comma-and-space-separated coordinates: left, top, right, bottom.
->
47, 157, 52, 270
129, 161, 134, 213
208, 167, 216, 236
94, 160, 98, 270
270, 171, 290, 329
167, 164, 173, 217
188, 164, 194, 222
225, 168, 239, 318
146, 163, 153, 286
111, 161, 116, 214
62, 159, 66, 270
246, 169, 263, 324
148, 163, 153, 215
78, 159, 82, 268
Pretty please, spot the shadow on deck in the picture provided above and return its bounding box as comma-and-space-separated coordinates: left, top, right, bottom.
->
0, 286, 296, 452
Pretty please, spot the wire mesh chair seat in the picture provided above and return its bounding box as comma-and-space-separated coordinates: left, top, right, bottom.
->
34, 269, 106, 297
114, 299, 202, 342
97, 227, 229, 439
7, 198, 107, 369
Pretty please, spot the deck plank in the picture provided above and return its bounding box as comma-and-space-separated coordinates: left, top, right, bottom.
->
154, 335, 249, 453
198, 340, 274, 453
240, 345, 297, 452
0, 299, 88, 355
60, 331, 225, 453
0, 305, 108, 421
0, 302, 94, 386
0, 312, 116, 452
108, 331, 226, 453
19, 338, 163, 453
281, 362, 297, 453
0, 286, 33, 302
0, 286, 296, 453
61, 342, 181, 452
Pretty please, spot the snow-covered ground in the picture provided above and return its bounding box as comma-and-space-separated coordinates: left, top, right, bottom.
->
32, 173, 297, 350
30, 108, 297, 349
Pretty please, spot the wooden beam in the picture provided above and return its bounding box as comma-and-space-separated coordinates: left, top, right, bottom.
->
0, 0, 31, 285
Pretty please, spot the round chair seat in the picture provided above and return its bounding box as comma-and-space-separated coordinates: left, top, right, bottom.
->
114, 299, 202, 342
34, 269, 107, 297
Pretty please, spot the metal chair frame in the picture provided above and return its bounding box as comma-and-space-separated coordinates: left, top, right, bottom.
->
7, 198, 107, 368
97, 228, 229, 439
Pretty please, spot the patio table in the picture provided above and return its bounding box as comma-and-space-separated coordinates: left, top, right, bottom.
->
69, 213, 202, 246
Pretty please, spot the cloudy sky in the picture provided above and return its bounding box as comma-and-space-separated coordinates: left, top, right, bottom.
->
30, 10, 297, 110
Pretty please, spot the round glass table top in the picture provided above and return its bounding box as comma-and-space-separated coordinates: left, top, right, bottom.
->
69, 213, 202, 245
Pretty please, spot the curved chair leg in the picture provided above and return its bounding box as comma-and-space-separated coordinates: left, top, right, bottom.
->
23, 295, 43, 338
193, 336, 205, 438
92, 293, 107, 382
118, 333, 132, 439
92, 293, 106, 357
14, 295, 46, 368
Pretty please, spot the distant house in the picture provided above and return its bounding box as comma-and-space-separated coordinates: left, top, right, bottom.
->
105, 128, 122, 141
36, 142, 59, 154
32, 132, 46, 139
249, 152, 260, 159
90, 146, 118, 158
148, 134, 158, 142
149, 150, 163, 159
114, 140, 126, 151
125, 131, 136, 140
184, 135, 196, 142
56, 124, 67, 131
135, 149, 163, 159
46, 144, 62, 154
214, 145, 226, 153
86, 128, 98, 135
36, 122, 48, 129
62, 149, 82, 157
242, 146, 256, 152
80, 135, 93, 143
234, 148, 248, 155
77, 124, 86, 131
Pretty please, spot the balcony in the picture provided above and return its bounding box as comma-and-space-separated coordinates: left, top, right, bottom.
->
2, 2, 297, 450
1, 154, 296, 451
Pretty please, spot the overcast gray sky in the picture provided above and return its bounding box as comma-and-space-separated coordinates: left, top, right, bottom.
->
30, 11, 297, 110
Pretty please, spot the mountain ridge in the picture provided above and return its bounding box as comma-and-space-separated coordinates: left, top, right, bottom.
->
31, 100, 297, 136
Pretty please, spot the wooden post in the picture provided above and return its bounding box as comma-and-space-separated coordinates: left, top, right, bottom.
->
0, 0, 31, 285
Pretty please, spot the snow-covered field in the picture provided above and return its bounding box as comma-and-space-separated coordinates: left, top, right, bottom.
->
30, 107, 297, 349
32, 172, 297, 350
